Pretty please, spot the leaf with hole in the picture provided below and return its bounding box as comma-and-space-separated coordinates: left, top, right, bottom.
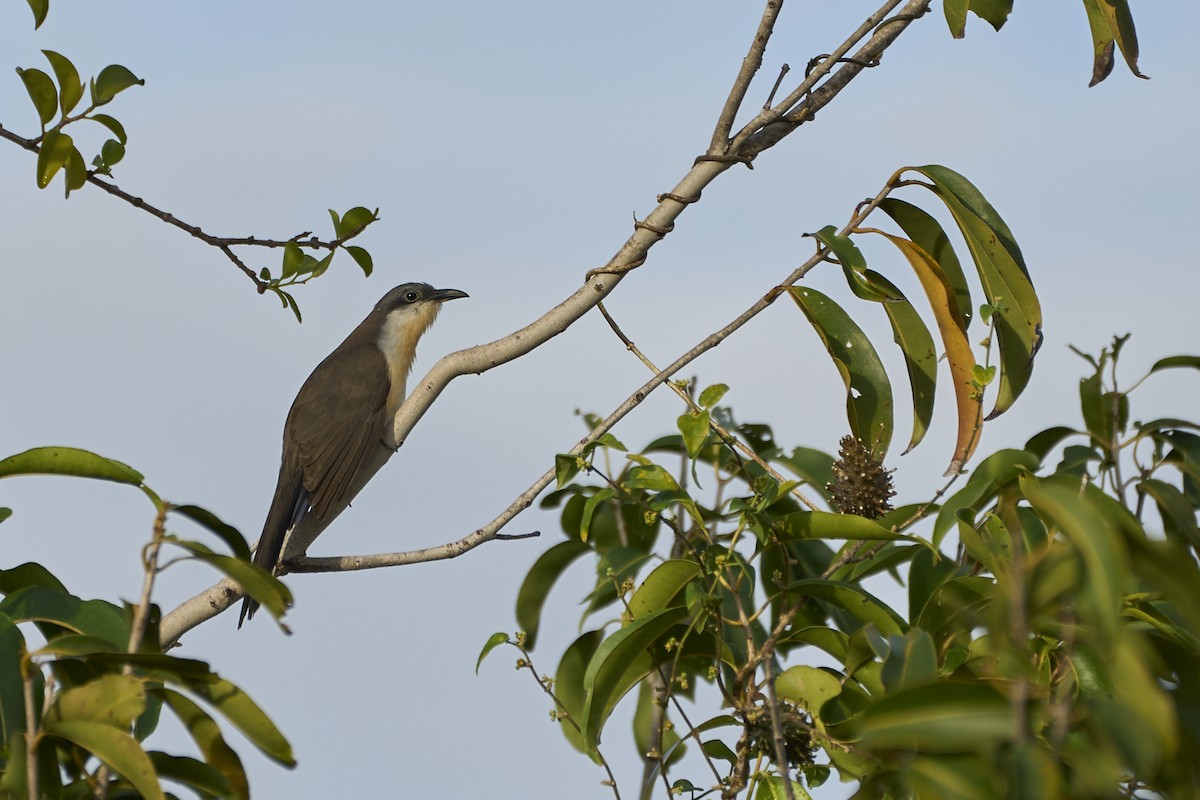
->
909, 165, 1041, 420
1080, 0, 1146, 86
788, 286, 893, 456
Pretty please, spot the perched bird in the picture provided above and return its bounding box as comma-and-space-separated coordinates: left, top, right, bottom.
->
239, 283, 468, 626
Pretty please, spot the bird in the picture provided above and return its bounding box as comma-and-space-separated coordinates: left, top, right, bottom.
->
238, 282, 468, 626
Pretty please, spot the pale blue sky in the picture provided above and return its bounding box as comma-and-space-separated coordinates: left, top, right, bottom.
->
2, 2, 1197, 798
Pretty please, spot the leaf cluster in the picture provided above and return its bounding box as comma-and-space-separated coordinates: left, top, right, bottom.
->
0, 448, 295, 799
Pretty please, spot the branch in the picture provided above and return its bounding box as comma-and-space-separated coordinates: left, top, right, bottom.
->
158, 2, 931, 643
710, 0, 787, 149
0, 122, 369, 292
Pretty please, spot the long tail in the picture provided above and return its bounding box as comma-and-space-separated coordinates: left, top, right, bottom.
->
239, 455, 306, 627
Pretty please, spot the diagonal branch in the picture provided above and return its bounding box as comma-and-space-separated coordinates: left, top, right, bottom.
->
158, 4, 932, 645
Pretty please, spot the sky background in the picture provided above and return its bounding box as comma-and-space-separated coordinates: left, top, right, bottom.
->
2, 2, 1197, 797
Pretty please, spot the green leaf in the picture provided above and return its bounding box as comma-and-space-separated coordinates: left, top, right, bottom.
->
1020, 475, 1125, 650
148, 752, 233, 799
1150, 355, 1200, 374
0, 613, 27, 741
554, 453, 583, 488
943, 0, 1012, 37
309, 251, 335, 280
31, 633, 116, 658
943, 0, 968, 37
932, 448, 1038, 547
818, 222, 940, 455
858, 682, 1012, 752
677, 410, 710, 459
1139, 478, 1200, 549
515, 540, 589, 648
698, 383, 729, 409
0, 563, 68, 595
25, 0, 48, 28
0, 586, 128, 647
337, 206, 378, 238
623, 463, 680, 492
627, 560, 702, 620
754, 775, 814, 800
280, 242, 304, 279
169, 676, 294, 767
284, 291, 303, 322
164, 538, 291, 623
16, 67, 57, 127
35, 128, 73, 189
0, 508, 10, 524
1080, 0, 1146, 86
90, 113, 128, 144
1079, 374, 1126, 456
101, 138, 125, 167
787, 286, 893, 456
42, 50, 83, 117
345, 245, 373, 277
0, 446, 143, 485
780, 579, 906, 636
776, 665, 842, 716
158, 689, 249, 800
773, 510, 928, 548
171, 505, 252, 561
92, 64, 144, 106
579, 487, 614, 543
46, 674, 146, 728
45, 720, 163, 800
1023, 426, 1076, 460
475, 631, 510, 674
910, 165, 1042, 420
580, 607, 687, 757
64, 141, 87, 195
880, 630, 939, 692
554, 631, 604, 757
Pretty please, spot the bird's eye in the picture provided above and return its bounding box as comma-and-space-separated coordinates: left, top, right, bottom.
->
404, 291, 419, 303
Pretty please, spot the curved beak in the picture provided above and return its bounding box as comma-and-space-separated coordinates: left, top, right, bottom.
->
432, 288, 469, 303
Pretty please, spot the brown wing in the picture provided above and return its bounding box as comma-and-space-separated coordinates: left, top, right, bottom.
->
284, 343, 390, 520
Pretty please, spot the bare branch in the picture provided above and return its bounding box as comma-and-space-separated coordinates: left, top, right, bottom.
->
710, 0, 787, 149
0, 122, 369, 292
158, 3, 931, 642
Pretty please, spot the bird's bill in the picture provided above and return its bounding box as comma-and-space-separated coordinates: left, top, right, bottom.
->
432, 288, 469, 303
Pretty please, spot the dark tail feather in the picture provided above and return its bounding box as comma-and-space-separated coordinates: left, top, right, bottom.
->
239, 457, 306, 628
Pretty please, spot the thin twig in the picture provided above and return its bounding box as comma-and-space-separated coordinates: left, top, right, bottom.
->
0, 123, 367, 291
596, 301, 821, 512
711, 0, 788, 149
513, 643, 623, 800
